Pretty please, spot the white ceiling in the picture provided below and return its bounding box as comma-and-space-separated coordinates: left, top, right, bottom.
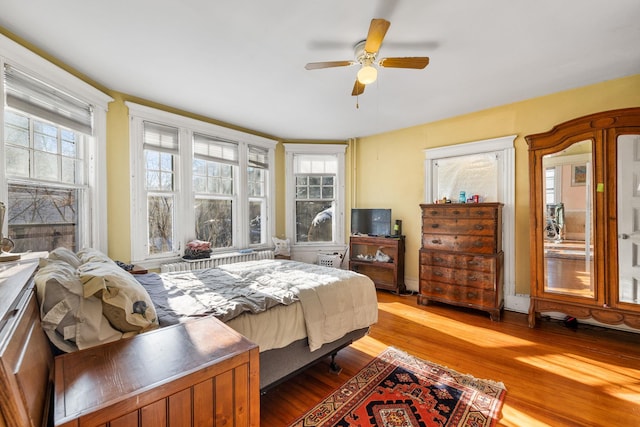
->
1, 0, 639, 140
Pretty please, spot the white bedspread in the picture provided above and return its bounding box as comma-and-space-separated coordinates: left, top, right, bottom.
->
141, 259, 378, 352
226, 301, 307, 351
219, 260, 378, 351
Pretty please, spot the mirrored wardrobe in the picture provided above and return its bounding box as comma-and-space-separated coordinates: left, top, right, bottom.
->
527, 108, 640, 329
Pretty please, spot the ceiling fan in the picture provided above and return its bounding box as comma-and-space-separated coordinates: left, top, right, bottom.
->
305, 18, 430, 96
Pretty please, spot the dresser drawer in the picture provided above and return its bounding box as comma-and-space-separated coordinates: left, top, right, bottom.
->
421, 205, 498, 220
421, 206, 470, 218
422, 218, 496, 236
420, 265, 496, 290
419, 281, 497, 307
422, 233, 497, 254
420, 250, 496, 273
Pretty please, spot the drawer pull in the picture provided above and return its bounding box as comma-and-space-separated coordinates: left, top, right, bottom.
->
474, 224, 484, 230
452, 210, 461, 215
431, 223, 439, 228
467, 260, 480, 266
433, 257, 444, 262
468, 276, 478, 281
473, 241, 483, 247
429, 211, 439, 216
433, 271, 444, 277
434, 287, 443, 293
431, 239, 441, 244
467, 292, 478, 299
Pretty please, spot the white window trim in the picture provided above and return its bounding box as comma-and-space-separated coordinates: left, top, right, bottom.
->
127, 102, 277, 267
283, 143, 347, 252
0, 34, 112, 252
424, 135, 523, 312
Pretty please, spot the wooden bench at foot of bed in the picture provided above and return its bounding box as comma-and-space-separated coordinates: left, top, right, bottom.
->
0, 260, 260, 427
54, 315, 259, 427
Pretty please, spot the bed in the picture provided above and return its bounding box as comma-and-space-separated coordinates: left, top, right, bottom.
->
33, 247, 378, 392
134, 258, 379, 390
0, 251, 378, 426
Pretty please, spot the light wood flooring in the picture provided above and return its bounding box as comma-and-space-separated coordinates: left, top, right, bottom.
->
260, 291, 640, 427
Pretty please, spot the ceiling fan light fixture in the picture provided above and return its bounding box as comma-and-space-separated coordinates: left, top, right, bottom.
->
357, 65, 377, 85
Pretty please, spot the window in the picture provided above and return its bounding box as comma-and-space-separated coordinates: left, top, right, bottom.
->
143, 122, 179, 254
4, 110, 85, 251
284, 144, 346, 246
128, 103, 276, 266
0, 38, 111, 253
248, 145, 269, 244
193, 133, 238, 249
545, 167, 556, 204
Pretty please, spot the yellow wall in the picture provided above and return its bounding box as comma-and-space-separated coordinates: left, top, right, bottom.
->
351, 74, 640, 294
105, 94, 131, 262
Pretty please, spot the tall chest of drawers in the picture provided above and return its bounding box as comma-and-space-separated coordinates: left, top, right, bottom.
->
418, 203, 504, 320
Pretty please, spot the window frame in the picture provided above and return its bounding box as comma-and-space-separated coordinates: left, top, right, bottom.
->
0, 34, 112, 252
284, 143, 346, 249
128, 102, 277, 267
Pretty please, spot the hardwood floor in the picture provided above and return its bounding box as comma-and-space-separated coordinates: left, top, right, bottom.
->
260, 291, 640, 426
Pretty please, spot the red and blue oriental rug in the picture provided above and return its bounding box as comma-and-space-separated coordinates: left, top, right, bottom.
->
288, 347, 506, 427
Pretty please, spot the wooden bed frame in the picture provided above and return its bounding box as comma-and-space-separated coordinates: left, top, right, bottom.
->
0, 259, 369, 426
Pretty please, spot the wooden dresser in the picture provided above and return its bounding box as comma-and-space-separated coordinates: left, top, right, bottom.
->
418, 203, 504, 320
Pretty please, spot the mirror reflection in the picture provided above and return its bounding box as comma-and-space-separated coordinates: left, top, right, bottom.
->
617, 134, 640, 305
542, 139, 594, 297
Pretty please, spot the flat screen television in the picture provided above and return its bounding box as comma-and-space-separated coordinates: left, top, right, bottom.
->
350, 208, 392, 236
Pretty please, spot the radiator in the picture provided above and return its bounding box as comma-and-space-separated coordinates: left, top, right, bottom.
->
160, 249, 274, 273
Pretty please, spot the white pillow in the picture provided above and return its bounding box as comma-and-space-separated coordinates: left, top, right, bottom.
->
78, 261, 159, 334
272, 237, 290, 256
47, 247, 82, 268
77, 247, 115, 265
34, 262, 123, 352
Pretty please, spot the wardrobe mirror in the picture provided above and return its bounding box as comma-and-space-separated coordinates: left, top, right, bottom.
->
541, 139, 594, 297
616, 134, 640, 306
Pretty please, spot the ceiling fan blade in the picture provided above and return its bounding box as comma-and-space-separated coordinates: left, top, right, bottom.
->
379, 57, 430, 69
352, 80, 365, 96
305, 60, 354, 70
364, 19, 390, 53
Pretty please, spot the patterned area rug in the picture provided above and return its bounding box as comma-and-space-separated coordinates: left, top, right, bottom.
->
288, 347, 506, 427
